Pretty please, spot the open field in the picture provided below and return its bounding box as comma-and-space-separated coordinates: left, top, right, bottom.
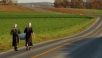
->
1, 5, 101, 15
36, 7, 102, 15
0, 5, 35, 12
80, 9, 102, 15
36, 7, 95, 15
0, 12, 96, 52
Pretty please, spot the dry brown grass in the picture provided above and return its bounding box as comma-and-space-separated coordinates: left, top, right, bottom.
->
0, 5, 95, 15
37, 7, 95, 15
0, 5, 35, 12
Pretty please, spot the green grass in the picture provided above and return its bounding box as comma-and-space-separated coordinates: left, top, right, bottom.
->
0, 12, 96, 52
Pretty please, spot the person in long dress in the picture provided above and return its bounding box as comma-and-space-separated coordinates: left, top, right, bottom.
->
24, 23, 34, 50
10, 24, 21, 51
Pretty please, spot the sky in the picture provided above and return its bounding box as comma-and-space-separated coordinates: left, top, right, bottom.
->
18, 0, 54, 3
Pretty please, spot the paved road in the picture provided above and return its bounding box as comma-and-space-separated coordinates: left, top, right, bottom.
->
35, 30, 102, 58
0, 17, 102, 58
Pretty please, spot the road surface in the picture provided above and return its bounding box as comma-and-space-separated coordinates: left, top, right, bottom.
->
0, 17, 102, 58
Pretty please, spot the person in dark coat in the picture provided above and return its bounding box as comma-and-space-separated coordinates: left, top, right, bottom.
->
24, 23, 34, 50
10, 24, 21, 51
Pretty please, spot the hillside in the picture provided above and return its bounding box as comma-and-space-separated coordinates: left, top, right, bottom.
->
0, 5, 96, 15
0, 5, 35, 12
37, 7, 95, 15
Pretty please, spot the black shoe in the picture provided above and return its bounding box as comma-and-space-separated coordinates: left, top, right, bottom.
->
29, 47, 32, 50
15, 49, 18, 51
14, 47, 18, 51
14, 48, 18, 51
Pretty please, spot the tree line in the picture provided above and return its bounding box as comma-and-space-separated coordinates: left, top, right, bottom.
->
0, 0, 17, 5
54, 0, 102, 9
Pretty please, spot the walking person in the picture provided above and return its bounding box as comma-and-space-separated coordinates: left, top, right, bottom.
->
10, 24, 21, 51
24, 23, 34, 50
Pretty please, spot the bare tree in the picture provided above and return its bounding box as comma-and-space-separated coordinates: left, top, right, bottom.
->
2, 0, 6, 5
0, 0, 3, 5
12, 0, 18, 5
0, 0, 17, 5
14, 0, 18, 5
84, 0, 90, 8
8, 0, 13, 5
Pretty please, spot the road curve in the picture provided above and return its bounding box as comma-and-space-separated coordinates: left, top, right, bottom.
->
0, 17, 102, 58
34, 30, 102, 58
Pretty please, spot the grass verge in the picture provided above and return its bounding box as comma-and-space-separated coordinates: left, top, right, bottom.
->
0, 12, 96, 52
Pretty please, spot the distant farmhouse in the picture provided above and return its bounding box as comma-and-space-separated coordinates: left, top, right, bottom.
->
19, 2, 54, 7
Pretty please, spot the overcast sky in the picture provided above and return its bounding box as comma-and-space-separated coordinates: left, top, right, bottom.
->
18, 0, 54, 3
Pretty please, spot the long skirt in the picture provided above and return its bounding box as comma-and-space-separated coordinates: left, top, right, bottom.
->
25, 35, 33, 46
12, 36, 19, 46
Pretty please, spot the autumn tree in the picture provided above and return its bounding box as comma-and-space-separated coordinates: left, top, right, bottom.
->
89, 0, 101, 9
54, 0, 102, 9
100, 0, 102, 9
62, 0, 68, 8
71, 0, 77, 8
97, 0, 101, 9
77, 0, 84, 8
54, 0, 62, 8
54, 0, 69, 8
96, 0, 101, 9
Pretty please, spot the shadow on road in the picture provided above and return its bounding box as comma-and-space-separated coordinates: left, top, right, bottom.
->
61, 36, 102, 58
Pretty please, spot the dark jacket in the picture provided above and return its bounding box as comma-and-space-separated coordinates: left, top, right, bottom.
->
10, 28, 21, 46
24, 27, 33, 46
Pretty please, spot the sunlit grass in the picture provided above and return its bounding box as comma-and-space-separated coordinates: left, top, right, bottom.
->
0, 12, 96, 52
